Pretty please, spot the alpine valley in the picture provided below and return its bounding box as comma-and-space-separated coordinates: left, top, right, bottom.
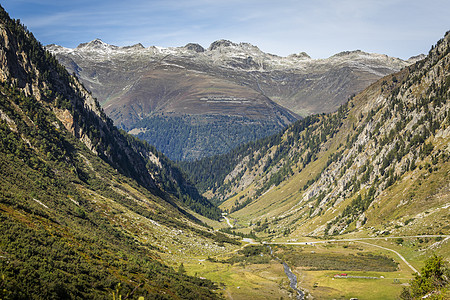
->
48, 37, 421, 160
0, 4, 449, 300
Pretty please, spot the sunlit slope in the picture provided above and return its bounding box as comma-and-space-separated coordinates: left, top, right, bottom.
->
185, 32, 450, 241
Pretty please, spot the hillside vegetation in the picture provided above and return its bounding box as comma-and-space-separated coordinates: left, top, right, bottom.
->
0, 6, 235, 299
1, 3, 449, 299
131, 112, 289, 161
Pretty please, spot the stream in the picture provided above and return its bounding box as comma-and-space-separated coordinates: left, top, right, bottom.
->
282, 262, 304, 300
268, 246, 304, 300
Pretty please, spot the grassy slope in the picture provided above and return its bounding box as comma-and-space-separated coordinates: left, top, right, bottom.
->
0, 7, 238, 299
0, 81, 239, 298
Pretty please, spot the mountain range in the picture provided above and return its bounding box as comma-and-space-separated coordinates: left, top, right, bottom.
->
48, 39, 421, 160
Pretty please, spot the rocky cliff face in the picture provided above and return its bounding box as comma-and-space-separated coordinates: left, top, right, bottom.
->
48, 39, 419, 160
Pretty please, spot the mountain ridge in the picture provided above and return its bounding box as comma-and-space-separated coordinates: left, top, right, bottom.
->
49, 38, 423, 63
48, 38, 420, 160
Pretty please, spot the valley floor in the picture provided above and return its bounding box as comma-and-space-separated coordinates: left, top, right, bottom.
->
173, 233, 449, 299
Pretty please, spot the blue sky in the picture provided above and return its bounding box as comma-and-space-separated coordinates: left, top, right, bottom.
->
2, 0, 449, 59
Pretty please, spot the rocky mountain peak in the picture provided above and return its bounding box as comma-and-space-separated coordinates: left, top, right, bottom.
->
123, 43, 145, 50
184, 43, 205, 53
45, 43, 63, 51
331, 49, 367, 58
76, 38, 117, 50
208, 39, 237, 51
288, 52, 311, 59
408, 54, 426, 61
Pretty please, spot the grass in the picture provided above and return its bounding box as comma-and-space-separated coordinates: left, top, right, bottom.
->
224, 146, 333, 226
303, 271, 407, 300
182, 258, 293, 299
161, 232, 450, 299
277, 248, 398, 271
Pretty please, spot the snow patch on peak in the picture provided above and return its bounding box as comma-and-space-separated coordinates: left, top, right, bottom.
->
123, 43, 145, 50
238, 42, 260, 51
45, 44, 64, 51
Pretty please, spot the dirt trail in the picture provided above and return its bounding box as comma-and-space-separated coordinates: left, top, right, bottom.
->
223, 216, 233, 228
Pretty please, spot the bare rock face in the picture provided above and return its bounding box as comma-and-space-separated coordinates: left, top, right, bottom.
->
208, 39, 236, 51
48, 39, 418, 160
184, 43, 205, 53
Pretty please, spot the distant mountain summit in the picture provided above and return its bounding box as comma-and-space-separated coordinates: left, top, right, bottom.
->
184, 43, 205, 52
208, 39, 237, 50
77, 38, 112, 49
48, 39, 420, 160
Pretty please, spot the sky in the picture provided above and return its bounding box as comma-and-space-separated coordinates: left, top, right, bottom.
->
1, 0, 449, 59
